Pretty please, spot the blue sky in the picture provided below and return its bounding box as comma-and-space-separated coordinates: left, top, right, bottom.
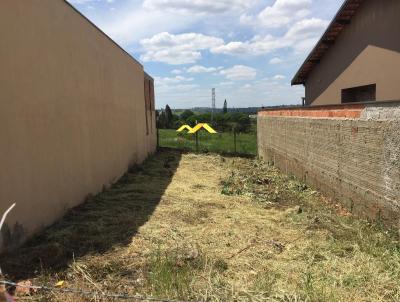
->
67, 0, 344, 109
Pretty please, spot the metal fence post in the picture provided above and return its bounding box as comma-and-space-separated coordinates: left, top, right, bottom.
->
233, 128, 237, 154
157, 127, 160, 150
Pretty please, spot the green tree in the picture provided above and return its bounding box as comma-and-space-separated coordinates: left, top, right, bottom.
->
171, 114, 180, 129
157, 110, 166, 129
223, 99, 228, 114
186, 115, 198, 127
239, 115, 251, 130
180, 110, 194, 121
165, 105, 173, 128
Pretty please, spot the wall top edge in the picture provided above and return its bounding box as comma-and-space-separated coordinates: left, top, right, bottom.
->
62, 0, 144, 70
258, 100, 400, 114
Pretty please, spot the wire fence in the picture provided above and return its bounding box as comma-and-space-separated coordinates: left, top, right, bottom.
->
0, 205, 188, 302
158, 129, 257, 157
0, 132, 256, 300
0, 280, 189, 302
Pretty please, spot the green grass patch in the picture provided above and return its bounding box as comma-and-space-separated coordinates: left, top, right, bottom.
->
146, 249, 205, 300
158, 129, 257, 156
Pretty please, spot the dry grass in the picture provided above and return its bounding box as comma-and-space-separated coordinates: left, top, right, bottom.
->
2, 150, 400, 301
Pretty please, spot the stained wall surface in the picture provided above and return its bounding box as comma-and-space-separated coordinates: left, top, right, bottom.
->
305, 0, 400, 105
0, 0, 156, 249
144, 73, 157, 151
258, 104, 400, 225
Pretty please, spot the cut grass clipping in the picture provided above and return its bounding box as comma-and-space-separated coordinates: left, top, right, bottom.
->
2, 151, 400, 301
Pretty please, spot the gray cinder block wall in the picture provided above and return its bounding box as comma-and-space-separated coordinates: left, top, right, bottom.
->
258, 103, 400, 225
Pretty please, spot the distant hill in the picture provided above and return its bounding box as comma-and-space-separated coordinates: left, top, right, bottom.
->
164, 105, 303, 115
172, 107, 263, 115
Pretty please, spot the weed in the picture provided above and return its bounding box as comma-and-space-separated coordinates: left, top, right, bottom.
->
252, 270, 279, 295
145, 250, 204, 299
213, 259, 228, 273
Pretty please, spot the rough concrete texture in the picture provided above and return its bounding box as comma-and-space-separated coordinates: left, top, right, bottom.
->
0, 0, 156, 250
258, 115, 400, 225
361, 102, 400, 120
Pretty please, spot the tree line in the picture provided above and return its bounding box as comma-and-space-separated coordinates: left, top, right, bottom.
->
157, 101, 254, 133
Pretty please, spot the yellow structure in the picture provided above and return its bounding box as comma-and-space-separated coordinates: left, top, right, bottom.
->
189, 123, 217, 134
177, 123, 217, 134
176, 125, 193, 132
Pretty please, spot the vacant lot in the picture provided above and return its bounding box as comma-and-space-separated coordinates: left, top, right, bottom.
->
2, 150, 400, 301
159, 129, 257, 156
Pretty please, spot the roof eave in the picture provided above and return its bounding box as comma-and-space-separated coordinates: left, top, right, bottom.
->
291, 0, 364, 85
291, 78, 305, 86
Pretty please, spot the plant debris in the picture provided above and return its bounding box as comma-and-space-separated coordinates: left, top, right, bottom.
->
1, 151, 400, 301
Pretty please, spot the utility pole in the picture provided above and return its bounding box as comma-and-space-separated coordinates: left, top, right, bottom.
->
211, 88, 216, 122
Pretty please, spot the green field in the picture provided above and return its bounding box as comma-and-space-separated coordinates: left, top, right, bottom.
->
158, 129, 257, 156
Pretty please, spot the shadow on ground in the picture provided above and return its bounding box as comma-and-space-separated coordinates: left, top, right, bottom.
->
0, 150, 182, 280
160, 146, 256, 159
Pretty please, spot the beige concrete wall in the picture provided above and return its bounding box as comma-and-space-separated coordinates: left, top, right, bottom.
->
0, 0, 156, 249
258, 112, 400, 225
306, 0, 400, 105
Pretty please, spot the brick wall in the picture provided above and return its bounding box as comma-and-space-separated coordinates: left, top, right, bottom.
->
258, 103, 400, 225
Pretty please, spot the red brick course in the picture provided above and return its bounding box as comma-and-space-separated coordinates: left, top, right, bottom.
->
259, 104, 365, 119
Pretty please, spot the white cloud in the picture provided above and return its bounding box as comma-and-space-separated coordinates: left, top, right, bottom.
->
211, 18, 329, 55
211, 41, 249, 55
155, 75, 194, 86
65, 0, 342, 109
140, 32, 224, 65
67, 0, 112, 4
274, 75, 286, 80
171, 69, 183, 74
154, 75, 200, 103
220, 65, 257, 81
269, 57, 284, 64
67, 0, 96, 4
98, 5, 194, 46
143, 0, 254, 14
241, 0, 312, 28
218, 81, 234, 86
187, 65, 217, 73
157, 83, 200, 96
284, 18, 329, 53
